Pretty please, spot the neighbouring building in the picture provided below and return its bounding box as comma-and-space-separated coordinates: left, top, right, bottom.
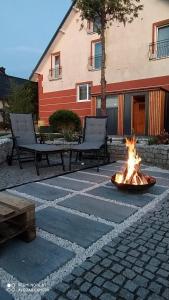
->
0, 67, 38, 127
30, 0, 169, 136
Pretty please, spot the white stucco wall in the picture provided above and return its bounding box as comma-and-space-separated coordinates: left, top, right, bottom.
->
35, 0, 169, 93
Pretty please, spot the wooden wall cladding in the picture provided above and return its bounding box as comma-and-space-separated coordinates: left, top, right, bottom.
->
149, 90, 165, 135
91, 97, 96, 116
118, 94, 124, 135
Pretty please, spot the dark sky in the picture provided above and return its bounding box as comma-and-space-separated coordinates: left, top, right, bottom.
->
0, 0, 72, 79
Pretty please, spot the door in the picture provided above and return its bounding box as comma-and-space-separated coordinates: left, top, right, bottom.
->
96, 95, 118, 135
133, 96, 146, 135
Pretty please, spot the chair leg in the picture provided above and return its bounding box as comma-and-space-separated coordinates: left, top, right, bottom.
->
97, 150, 100, 172
75, 151, 79, 162
60, 152, 65, 171
34, 151, 40, 176
103, 146, 107, 164
46, 154, 50, 166
69, 150, 72, 171
7, 144, 15, 166
16, 147, 23, 169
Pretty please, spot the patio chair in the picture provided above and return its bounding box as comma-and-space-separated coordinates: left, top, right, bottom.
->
9, 113, 65, 175
69, 116, 109, 171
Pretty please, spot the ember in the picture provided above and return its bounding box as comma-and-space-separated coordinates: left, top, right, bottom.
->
112, 136, 156, 190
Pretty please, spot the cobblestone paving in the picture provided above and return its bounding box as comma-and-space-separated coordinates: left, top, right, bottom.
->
43, 198, 169, 300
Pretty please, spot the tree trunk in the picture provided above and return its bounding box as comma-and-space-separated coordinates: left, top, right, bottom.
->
100, 19, 106, 116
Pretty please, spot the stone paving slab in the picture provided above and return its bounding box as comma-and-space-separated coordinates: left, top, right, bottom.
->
0, 237, 74, 283
43, 176, 94, 191
59, 194, 137, 223
82, 168, 117, 177
145, 170, 169, 179
36, 207, 112, 248
146, 185, 168, 195
155, 177, 169, 187
64, 171, 108, 183
11, 182, 72, 201
88, 186, 155, 207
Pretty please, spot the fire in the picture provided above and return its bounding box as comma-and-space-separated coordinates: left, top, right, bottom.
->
115, 136, 148, 185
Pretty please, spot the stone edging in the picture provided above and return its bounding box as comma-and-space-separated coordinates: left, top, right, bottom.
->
0, 138, 12, 164
108, 143, 169, 169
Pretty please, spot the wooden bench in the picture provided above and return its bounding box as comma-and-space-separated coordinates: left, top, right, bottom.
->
0, 192, 36, 244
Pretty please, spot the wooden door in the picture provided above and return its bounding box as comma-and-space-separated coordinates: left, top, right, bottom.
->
133, 97, 145, 135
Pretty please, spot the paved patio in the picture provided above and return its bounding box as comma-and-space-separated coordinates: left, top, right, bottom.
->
0, 161, 169, 300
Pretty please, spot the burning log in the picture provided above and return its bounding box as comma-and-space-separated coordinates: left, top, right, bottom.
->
115, 136, 149, 186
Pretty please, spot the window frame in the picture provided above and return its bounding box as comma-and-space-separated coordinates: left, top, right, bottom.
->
152, 19, 169, 59
49, 52, 62, 80
76, 82, 92, 102
93, 41, 102, 70
87, 17, 101, 34
89, 39, 102, 71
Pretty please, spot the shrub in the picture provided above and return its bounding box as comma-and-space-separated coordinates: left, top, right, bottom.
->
148, 130, 169, 145
49, 110, 81, 140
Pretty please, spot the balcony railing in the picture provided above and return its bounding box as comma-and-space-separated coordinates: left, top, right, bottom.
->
149, 39, 169, 60
88, 55, 102, 70
48, 67, 62, 80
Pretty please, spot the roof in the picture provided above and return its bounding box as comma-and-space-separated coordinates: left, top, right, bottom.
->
29, 1, 76, 80
0, 73, 37, 99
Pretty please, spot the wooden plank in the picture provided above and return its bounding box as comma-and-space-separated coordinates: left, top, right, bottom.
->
0, 222, 28, 244
118, 94, 124, 135
149, 90, 165, 135
0, 192, 35, 212
0, 204, 15, 218
0, 193, 36, 244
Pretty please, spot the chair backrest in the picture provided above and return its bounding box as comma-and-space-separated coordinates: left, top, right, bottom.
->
10, 113, 36, 145
84, 116, 107, 145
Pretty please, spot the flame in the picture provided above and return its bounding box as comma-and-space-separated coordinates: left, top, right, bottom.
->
115, 136, 148, 185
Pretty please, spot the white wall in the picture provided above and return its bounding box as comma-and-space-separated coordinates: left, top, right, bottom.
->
36, 0, 169, 93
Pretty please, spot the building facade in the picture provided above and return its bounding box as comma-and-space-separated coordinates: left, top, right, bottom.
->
30, 0, 169, 136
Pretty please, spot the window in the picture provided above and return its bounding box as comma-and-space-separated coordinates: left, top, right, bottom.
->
94, 42, 102, 69
97, 95, 118, 109
96, 95, 119, 135
89, 41, 102, 71
93, 16, 101, 33
87, 17, 101, 34
49, 53, 62, 80
54, 55, 60, 78
77, 83, 91, 101
157, 25, 169, 58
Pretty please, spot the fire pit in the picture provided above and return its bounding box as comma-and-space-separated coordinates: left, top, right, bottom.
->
111, 136, 156, 191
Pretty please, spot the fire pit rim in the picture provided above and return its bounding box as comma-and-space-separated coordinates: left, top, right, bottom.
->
111, 173, 156, 191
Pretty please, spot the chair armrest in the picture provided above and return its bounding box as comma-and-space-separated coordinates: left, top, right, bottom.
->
10, 136, 19, 146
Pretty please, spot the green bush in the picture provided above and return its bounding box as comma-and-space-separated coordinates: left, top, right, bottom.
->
49, 110, 81, 141
148, 131, 169, 145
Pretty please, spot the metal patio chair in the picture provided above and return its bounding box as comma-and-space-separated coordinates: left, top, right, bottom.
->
69, 116, 109, 171
9, 113, 65, 175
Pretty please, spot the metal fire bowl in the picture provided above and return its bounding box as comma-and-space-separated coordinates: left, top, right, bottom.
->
111, 174, 156, 192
